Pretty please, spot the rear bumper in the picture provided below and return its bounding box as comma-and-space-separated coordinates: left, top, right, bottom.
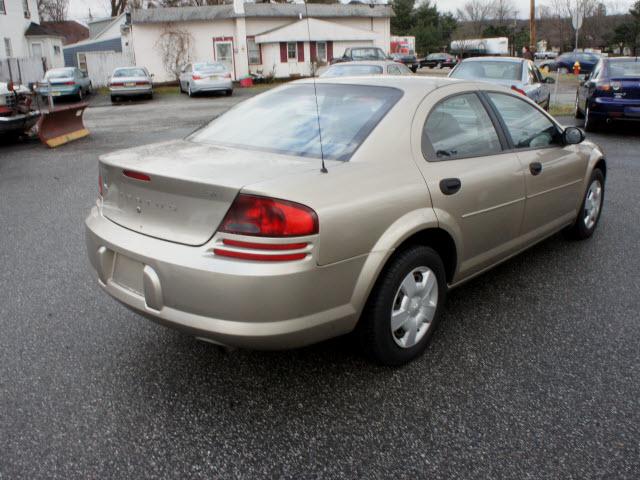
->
590, 97, 640, 121
84, 206, 365, 349
109, 86, 153, 96
191, 79, 233, 93
38, 85, 80, 97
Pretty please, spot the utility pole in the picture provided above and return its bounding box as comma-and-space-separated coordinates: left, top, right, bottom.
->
530, 0, 536, 50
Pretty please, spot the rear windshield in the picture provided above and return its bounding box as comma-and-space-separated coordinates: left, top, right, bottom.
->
322, 65, 384, 77
351, 48, 386, 60
194, 63, 226, 73
451, 61, 522, 81
189, 84, 402, 161
113, 68, 147, 77
45, 68, 75, 79
608, 60, 640, 77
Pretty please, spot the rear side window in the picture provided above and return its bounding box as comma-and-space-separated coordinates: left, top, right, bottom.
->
487, 93, 561, 149
190, 84, 402, 161
422, 93, 502, 161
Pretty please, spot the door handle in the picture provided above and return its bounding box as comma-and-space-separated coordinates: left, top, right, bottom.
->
440, 178, 461, 195
529, 162, 543, 176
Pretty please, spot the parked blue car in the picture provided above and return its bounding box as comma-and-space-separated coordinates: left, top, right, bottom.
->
37, 67, 92, 101
575, 57, 640, 131
540, 52, 601, 75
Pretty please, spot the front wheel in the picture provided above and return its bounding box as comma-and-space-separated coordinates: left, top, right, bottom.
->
358, 246, 446, 366
565, 169, 605, 240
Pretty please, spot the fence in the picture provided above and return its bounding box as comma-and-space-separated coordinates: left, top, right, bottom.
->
0, 57, 46, 86
85, 51, 133, 87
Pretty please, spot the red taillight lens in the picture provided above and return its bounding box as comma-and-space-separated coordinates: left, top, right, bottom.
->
64, 81, 75, 86
218, 194, 318, 237
511, 85, 527, 96
122, 169, 151, 182
135, 81, 149, 86
192, 74, 202, 80
110, 82, 124, 87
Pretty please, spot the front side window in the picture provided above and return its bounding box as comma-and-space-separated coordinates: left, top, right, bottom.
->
247, 37, 260, 65
316, 42, 327, 62
189, 84, 402, 161
287, 42, 297, 61
422, 93, 502, 160
487, 93, 561, 149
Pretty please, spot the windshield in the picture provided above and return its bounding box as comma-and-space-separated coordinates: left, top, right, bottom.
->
451, 61, 522, 81
45, 69, 75, 79
322, 65, 384, 77
194, 62, 226, 73
113, 68, 147, 77
351, 48, 386, 60
608, 60, 640, 77
189, 84, 402, 161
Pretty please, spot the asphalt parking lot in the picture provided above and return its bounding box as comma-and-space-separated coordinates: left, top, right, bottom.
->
1, 88, 639, 479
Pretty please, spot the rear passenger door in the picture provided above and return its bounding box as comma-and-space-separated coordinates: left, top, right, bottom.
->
411, 87, 527, 281
484, 92, 587, 240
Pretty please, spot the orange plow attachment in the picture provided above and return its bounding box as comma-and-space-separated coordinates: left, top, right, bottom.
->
37, 102, 90, 148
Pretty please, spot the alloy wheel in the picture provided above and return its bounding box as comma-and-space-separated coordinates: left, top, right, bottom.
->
583, 179, 603, 229
390, 267, 438, 349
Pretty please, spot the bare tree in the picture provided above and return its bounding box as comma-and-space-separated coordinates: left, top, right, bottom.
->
493, 0, 518, 25
456, 0, 495, 36
37, 0, 69, 21
155, 27, 194, 80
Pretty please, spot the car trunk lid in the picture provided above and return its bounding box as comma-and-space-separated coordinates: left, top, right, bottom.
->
99, 140, 320, 246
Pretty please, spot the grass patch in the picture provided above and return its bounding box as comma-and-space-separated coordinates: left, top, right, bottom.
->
549, 104, 575, 116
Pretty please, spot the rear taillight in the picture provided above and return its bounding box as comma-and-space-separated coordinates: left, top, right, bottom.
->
135, 81, 149, 86
218, 194, 318, 237
511, 85, 527, 96
64, 81, 75, 86
192, 74, 202, 80
110, 81, 124, 87
122, 169, 151, 182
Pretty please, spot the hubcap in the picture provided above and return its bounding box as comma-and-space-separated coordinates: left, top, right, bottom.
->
583, 179, 602, 229
390, 267, 438, 349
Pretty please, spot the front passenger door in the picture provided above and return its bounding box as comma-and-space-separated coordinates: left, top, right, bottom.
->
411, 89, 527, 281
485, 92, 587, 240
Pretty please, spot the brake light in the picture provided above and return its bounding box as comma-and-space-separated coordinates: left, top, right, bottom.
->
218, 194, 318, 237
511, 85, 527, 96
122, 169, 151, 182
135, 81, 149, 86
110, 81, 124, 87
192, 74, 202, 80
64, 81, 75, 86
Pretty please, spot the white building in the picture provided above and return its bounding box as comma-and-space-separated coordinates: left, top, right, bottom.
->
128, 1, 392, 82
0, 0, 64, 68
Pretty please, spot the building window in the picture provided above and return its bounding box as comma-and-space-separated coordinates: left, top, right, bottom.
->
247, 37, 260, 65
54, 45, 61, 55
0, 1, 6, 15
4, 38, 12, 57
77, 52, 87, 72
287, 42, 297, 61
317, 42, 327, 62
23, 0, 30, 18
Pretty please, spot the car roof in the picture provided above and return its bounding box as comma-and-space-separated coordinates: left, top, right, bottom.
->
460, 56, 524, 63
605, 56, 640, 62
329, 61, 402, 67
295, 75, 459, 97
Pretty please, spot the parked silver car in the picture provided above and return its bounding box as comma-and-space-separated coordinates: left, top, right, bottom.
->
321, 61, 414, 78
108, 67, 153, 102
86, 76, 606, 366
37, 67, 92, 101
449, 56, 554, 110
179, 62, 233, 97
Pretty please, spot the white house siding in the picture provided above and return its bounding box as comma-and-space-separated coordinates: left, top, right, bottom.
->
0, 0, 40, 59
27, 36, 64, 68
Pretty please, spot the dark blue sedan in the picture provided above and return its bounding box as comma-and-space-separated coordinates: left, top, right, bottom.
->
575, 57, 640, 131
541, 52, 601, 74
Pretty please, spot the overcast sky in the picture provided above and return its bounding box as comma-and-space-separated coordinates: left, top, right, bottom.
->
68, 0, 636, 23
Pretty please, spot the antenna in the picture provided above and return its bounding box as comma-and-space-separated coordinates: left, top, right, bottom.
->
302, 2, 328, 174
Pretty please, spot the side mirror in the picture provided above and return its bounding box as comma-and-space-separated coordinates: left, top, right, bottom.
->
563, 126, 585, 145
544, 76, 555, 84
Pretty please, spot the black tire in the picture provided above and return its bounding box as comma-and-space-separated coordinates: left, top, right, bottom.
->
574, 94, 584, 119
225, 89, 233, 96
110, 95, 117, 103
77, 89, 84, 101
584, 104, 600, 132
411, 66, 418, 73
565, 168, 605, 240
358, 245, 447, 366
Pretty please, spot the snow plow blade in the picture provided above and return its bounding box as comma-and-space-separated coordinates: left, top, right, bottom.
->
37, 102, 89, 148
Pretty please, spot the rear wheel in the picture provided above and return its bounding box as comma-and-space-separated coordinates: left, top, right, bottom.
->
225, 89, 233, 96
574, 94, 584, 119
188, 84, 194, 97
77, 88, 84, 101
358, 246, 446, 366
110, 95, 117, 103
565, 169, 605, 240
584, 105, 600, 132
